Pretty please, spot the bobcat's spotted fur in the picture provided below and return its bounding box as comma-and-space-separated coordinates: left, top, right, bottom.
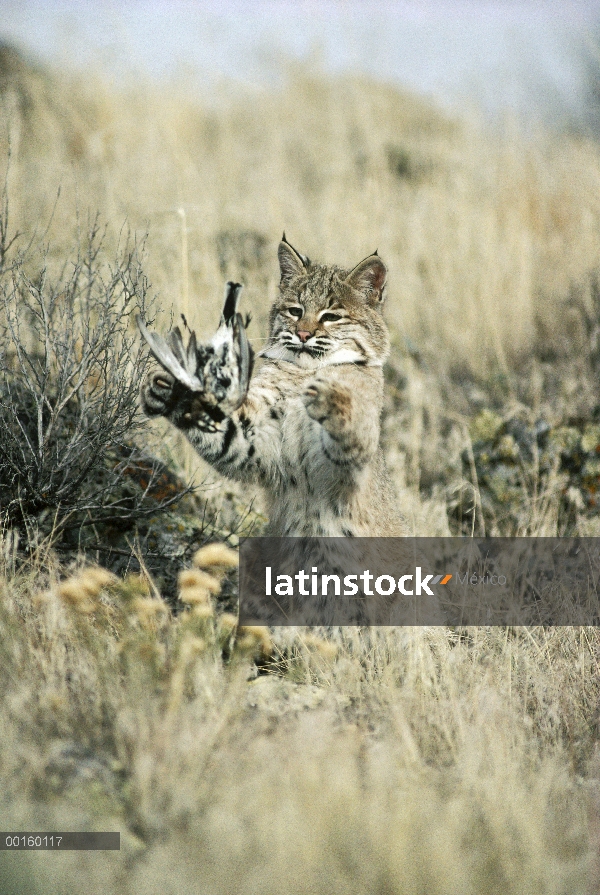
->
141, 237, 406, 537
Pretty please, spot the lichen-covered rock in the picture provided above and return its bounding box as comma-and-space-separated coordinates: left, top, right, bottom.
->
459, 409, 600, 533
469, 409, 505, 444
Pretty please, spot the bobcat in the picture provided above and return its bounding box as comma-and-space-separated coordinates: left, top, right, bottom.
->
141, 236, 406, 538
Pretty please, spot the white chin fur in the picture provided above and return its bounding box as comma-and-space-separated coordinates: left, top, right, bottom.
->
324, 347, 370, 365
260, 345, 318, 367
261, 344, 378, 367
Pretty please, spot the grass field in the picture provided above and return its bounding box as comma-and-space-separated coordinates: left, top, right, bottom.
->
2, 46, 600, 893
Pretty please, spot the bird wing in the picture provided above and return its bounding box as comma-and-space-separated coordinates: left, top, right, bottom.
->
233, 311, 252, 408
136, 316, 204, 392
215, 282, 253, 409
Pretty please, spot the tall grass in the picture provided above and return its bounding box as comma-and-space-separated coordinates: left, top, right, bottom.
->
0, 544, 598, 894
2, 48, 600, 892
3, 54, 600, 380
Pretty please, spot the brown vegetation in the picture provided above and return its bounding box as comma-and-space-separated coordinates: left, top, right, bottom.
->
1, 46, 600, 893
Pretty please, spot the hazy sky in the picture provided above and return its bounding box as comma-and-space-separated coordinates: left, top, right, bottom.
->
2, 1, 599, 125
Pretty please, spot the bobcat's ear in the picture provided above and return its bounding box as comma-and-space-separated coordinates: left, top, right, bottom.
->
278, 233, 309, 285
345, 253, 387, 305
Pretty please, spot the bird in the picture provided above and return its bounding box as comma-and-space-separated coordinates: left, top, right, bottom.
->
137, 281, 253, 430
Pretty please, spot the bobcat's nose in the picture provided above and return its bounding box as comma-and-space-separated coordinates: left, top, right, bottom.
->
297, 330, 312, 343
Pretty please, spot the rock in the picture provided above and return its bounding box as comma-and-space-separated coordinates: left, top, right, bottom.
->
469, 409, 504, 444
245, 677, 332, 716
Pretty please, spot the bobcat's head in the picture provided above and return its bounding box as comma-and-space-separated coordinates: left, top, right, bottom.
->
261, 235, 390, 369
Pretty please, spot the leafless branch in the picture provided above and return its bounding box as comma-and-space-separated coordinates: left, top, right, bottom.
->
0, 196, 188, 548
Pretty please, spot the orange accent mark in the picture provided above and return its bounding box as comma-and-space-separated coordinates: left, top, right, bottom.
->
441, 575, 452, 585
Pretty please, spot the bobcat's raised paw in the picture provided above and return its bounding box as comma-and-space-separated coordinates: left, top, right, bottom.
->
303, 374, 351, 432
141, 370, 177, 418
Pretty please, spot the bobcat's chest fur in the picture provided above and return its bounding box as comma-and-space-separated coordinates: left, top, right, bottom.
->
241, 360, 387, 536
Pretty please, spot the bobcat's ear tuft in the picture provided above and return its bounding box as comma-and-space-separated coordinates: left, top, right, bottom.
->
345, 254, 387, 304
278, 237, 309, 285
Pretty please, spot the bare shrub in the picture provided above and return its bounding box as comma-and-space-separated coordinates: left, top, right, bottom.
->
0, 191, 185, 550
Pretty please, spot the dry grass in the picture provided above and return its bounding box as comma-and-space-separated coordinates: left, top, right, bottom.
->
2, 48, 600, 892
0, 545, 598, 894
4, 54, 600, 377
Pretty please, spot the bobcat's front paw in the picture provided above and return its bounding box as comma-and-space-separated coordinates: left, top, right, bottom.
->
141, 370, 178, 418
303, 374, 351, 437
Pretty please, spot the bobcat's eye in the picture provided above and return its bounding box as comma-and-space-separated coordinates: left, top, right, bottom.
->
319, 312, 342, 323
286, 306, 303, 319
